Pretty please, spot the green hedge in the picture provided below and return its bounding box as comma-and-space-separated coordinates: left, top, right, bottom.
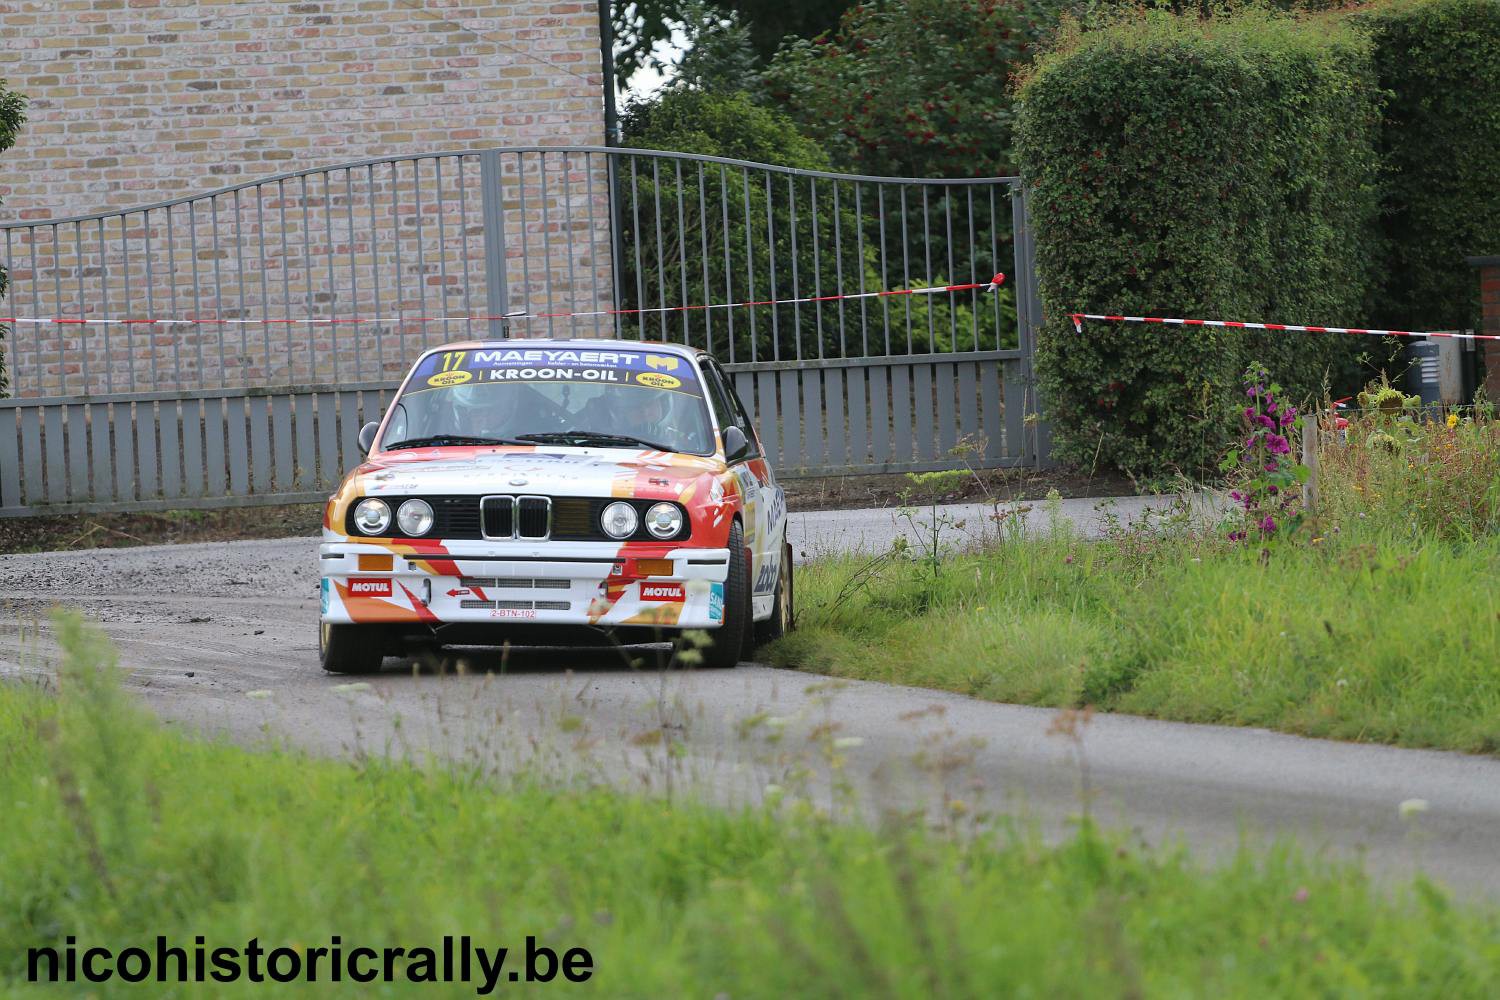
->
1016, 11, 1384, 476
1363, 0, 1500, 332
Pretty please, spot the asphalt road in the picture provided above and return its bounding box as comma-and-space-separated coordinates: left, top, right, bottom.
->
4, 498, 1498, 898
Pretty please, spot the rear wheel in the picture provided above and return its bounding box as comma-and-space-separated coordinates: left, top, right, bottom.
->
754, 541, 794, 648
319, 621, 388, 675
699, 520, 749, 669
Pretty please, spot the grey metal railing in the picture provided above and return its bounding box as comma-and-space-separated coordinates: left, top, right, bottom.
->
606, 148, 1021, 365
0, 146, 1048, 516
1, 146, 1029, 398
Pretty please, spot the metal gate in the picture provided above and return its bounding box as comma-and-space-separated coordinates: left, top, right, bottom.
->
0, 146, 1045, 517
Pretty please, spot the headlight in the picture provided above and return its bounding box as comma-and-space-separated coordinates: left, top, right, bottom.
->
600, 501, 639, 540
397, 498, 434, 536
645, 502, 684, 539
353, 498, 391, 535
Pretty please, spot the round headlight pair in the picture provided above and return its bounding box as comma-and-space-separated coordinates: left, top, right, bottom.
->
600, 501, 683, 540
353, 497, 433, 536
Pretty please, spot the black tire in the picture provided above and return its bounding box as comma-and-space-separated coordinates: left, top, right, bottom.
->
754, 541, 794, 647
319, 621, 388, 675
699, 519, 750, 669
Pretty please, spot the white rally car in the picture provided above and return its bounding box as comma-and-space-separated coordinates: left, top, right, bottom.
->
318, 340, 792, 672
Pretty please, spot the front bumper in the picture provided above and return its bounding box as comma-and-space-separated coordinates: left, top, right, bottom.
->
319, 539, 731, 630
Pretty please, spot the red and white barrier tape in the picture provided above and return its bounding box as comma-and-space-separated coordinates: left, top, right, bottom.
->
1069, 311, 1494, 342
0, 273, 1005, 328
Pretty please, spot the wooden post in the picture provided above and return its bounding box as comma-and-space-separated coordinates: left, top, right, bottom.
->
1435, 335, 1464, 405
1302, 411, 1319, 517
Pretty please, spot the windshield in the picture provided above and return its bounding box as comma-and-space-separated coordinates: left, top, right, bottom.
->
381, 346, 715, 456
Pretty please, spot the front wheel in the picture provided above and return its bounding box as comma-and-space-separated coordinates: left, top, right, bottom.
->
698, 520, 750, 669
319, 621, 388, 675
754, 541, 794, 648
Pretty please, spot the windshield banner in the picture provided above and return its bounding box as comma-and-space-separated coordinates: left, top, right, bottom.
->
410, 348, 703, 395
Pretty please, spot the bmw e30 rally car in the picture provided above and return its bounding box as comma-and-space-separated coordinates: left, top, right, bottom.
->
318, 340, 792, 673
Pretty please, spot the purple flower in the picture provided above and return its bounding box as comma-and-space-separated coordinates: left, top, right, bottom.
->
1266, 434, 1290, 455
1230, 490, 1243, 501
1267, 401, 1278, 414
1244, 406, 1256, 421
1256, 414, 1276, 430
1265, 461, 1278, 472
1267, 485, 1278, 495
1280, 412, 1295, 427
1259, 515, 1277, 534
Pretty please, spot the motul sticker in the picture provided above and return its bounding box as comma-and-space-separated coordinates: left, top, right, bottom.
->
347, 578, 393, 597
640, 583, 686, 602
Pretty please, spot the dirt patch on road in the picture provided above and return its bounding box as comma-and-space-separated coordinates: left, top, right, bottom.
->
0, 467, 1138, 554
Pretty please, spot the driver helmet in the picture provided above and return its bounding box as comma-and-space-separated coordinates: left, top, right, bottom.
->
631, 388, 668, 429
448, 381, 519, 433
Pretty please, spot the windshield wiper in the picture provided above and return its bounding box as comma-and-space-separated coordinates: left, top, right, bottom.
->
517, 430, 677, 453
385, 434, 526, 450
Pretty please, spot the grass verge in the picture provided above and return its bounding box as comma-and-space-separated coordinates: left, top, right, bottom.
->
769, 514, 1500, 754
4, 613, 1500, 996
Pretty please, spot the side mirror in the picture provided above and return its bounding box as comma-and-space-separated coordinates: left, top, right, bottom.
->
357, 421, 381, 455
722, 425, 750, 463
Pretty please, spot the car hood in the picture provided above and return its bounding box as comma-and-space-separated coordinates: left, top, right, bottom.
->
350, 445, 724, 499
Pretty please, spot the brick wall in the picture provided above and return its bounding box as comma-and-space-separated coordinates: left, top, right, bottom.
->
0, 0, 611, 396
1473, 256, 1500, 400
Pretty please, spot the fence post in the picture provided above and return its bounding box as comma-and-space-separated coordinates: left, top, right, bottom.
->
1302, 411, 1319, 517
1009, 181, 1050, 467
479, 149, 510, 341
1433, 335, 1464, 404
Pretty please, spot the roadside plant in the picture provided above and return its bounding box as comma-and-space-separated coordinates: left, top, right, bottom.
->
1355, 372, 1421, 423
896, 468, 971, 596
1319, 385, 1500, 540
1220, 362, 1309, 542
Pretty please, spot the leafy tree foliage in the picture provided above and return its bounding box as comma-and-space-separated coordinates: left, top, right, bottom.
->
612, 0, 849, 85
666, 2, 766, 100
767, 0, 1049, 178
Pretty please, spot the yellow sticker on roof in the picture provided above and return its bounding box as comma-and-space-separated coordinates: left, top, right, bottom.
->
635, 372, 682, 389
427, 370, 473, 387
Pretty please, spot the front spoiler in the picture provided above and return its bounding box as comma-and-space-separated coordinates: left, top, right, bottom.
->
319, 540, 731, 629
